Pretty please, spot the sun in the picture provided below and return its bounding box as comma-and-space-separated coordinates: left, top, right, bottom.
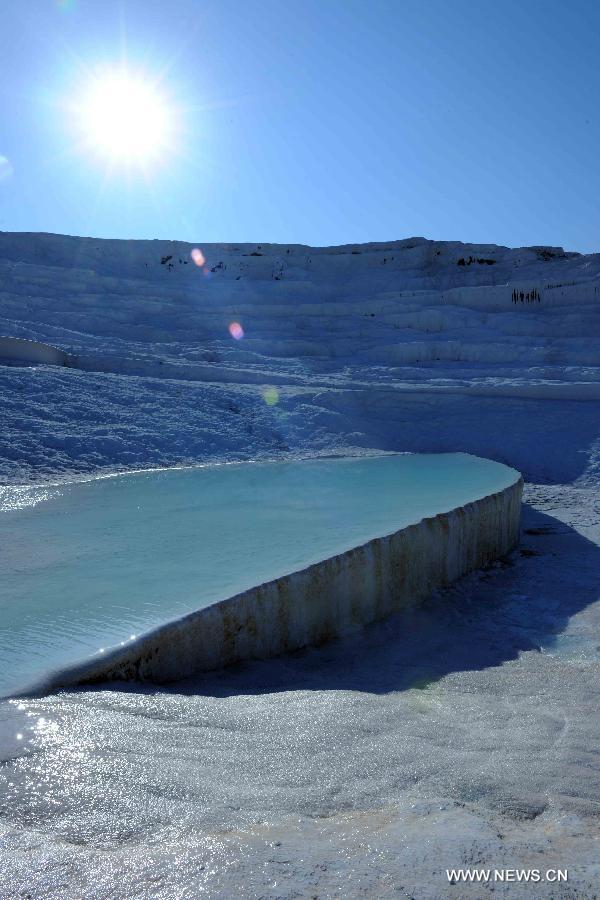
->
77, 70, 172, 163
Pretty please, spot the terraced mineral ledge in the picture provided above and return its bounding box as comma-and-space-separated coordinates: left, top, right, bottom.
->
0, 234, 598, 896
1, 453, 521, 696
1, 234, 599, 486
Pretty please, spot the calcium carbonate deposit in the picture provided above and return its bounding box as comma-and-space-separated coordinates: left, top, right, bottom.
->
0, 234, 599, 898
0, 453, 520, 698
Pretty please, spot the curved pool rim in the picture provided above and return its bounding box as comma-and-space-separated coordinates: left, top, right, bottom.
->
16, 460, 523, 696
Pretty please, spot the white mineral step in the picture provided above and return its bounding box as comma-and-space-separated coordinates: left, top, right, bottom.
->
0, 452, 520, 696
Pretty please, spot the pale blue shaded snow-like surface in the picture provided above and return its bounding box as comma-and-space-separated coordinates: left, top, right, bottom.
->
0, 453, 518, 697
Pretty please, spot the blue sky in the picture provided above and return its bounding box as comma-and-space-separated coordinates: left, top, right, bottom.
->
1, 0, 599, 251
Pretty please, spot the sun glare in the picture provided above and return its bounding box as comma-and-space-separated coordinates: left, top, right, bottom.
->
77, 71, 172, 163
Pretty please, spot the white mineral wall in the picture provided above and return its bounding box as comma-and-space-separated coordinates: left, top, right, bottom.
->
37, 476, 523, 693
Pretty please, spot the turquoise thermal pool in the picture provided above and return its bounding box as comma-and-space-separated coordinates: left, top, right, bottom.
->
0, 453, 520, 696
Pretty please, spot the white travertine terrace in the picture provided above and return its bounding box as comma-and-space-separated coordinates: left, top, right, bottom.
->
0, 335, 72, 367
37, 474, 522, 692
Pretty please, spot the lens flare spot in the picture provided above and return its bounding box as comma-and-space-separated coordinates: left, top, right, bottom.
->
263, 386, 279, 406
0, 156, 13, 181
229, 322, 244, 340
191, 248, 205, 267
16, 733, 23, 740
